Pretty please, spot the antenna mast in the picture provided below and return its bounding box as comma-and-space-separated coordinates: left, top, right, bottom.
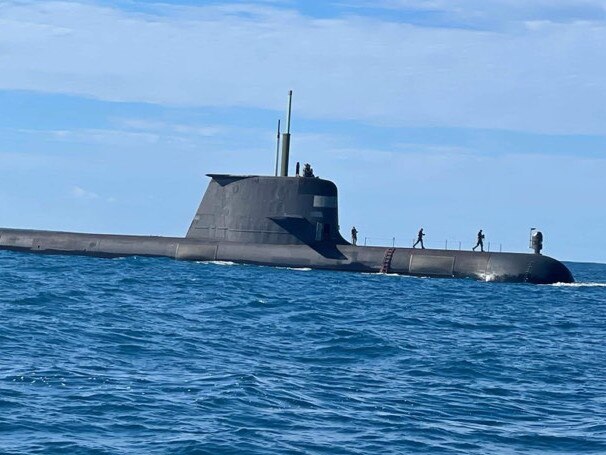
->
274, 119, 281, 176
280, 90, 293, 177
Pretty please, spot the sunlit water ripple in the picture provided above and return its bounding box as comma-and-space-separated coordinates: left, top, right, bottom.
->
0, 251, 605, 454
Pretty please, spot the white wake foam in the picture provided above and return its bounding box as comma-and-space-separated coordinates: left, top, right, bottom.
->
197, 260, 236, 266
361, 272, 417, 278
550, 282, 606, 287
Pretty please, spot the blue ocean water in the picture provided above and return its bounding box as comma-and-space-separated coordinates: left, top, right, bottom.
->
0, 251, 605, 454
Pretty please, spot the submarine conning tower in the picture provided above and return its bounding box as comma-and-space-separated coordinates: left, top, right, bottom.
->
186, 174, 348, 245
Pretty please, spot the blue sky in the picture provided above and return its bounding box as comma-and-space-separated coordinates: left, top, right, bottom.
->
1, 0, 605, 262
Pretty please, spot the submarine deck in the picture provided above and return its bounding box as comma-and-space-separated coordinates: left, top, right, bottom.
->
0, 227, 574, 284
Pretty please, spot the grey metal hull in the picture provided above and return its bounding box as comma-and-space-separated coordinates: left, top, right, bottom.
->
0, 228, 574, 284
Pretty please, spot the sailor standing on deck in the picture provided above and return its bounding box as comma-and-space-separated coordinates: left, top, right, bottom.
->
351, 227, 358, 246
472, 229, 485, 252
413, 228, 425, 249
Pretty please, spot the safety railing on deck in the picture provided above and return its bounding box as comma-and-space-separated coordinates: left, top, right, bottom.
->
361, 237, 504, 253
363, 237, 396, 247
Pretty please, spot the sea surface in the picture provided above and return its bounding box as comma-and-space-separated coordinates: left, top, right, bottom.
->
0, 251, 605, 454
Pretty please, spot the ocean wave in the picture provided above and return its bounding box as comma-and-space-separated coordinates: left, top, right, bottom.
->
1, 253, 605, 454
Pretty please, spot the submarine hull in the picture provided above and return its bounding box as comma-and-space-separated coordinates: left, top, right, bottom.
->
0, 228, 574, 284
0, 173, 574, 284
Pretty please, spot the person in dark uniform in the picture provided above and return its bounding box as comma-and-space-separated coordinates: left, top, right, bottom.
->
351, 226, 358, 246
413, 228, 425, 249
531, 230, 543, 255
303, 163, 314, 178
472, 229, 485, 252
295, 161, 300, 176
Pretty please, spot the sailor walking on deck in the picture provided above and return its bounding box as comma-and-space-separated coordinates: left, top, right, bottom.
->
351, 226, 358, 246
413, 228, 425, 249
472, 229, 485, 252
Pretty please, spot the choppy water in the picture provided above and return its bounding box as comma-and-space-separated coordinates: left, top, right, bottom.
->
1, 251, 605, 454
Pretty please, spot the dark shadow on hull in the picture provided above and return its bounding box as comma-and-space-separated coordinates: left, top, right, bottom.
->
269, 216, 347, 259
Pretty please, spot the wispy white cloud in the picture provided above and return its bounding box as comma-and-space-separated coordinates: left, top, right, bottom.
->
10, 120, 254, 154
114, 118, 225, 137
70, 185, 118, 203
0, 0, 605, 135
352, 0, 606, 26
71, 185, 99, 200
17, 127, 161, 146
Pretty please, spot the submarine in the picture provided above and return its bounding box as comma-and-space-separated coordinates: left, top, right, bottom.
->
0, 93, 573, 284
